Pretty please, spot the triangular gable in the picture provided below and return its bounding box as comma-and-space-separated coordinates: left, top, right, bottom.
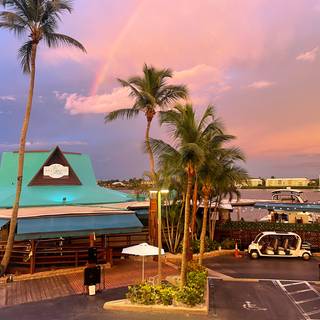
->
28, 146, 81, 186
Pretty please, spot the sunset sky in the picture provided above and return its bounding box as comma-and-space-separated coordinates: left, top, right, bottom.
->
0, 0, 320, 179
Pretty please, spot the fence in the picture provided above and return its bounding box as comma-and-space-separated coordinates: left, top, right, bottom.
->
215, 221, 320, 250
0, 230, 149, 274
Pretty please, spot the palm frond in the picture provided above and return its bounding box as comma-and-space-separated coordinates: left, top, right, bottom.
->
157, 84, 188, 106
105, 108, 140, 122
149, 138, 179, 159
43, 32, 86, 52
18, 40, 32, 73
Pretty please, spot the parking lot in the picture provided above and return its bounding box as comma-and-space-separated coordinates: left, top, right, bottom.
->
206, 255, 320, 319
205, 255, 320, 281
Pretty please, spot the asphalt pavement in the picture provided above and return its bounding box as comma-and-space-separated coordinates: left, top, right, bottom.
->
1, 255, 320, 320
205, 255, 320, 281
209, 279, 304, 320
0, 287, 209, 320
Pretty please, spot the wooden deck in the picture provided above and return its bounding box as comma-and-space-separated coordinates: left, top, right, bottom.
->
0, 260, 178, 308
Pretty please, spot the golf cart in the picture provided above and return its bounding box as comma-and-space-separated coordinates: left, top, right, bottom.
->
248, 231, 311, 260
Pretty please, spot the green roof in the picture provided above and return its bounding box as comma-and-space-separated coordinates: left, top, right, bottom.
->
0, 148, 134, 207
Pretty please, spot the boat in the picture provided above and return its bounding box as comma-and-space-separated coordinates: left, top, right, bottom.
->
259, 188, 316, 224
271, 188, 305, 203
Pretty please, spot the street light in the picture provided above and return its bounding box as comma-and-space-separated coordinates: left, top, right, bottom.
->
150, 189, 169, 283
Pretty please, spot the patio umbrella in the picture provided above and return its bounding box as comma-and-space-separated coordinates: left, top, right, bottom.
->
122, 243, 165, 281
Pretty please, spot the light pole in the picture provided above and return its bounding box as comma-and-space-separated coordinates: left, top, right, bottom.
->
150, 189, 169, 283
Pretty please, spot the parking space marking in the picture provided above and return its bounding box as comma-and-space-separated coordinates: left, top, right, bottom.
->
274, 280, 320, 320
297, 297, 320, 304
283, 281, 306, 287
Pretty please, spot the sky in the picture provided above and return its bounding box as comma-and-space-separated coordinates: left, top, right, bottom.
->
0, 0, 320, 179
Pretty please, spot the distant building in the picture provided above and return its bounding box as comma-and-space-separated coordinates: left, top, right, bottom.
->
265, 178, 310, 187
240, 178, 264, 187
247, 178, 264, 187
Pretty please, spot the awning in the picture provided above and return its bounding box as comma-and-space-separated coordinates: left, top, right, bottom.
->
0, 218, 9, 228
15, 213, 143, 240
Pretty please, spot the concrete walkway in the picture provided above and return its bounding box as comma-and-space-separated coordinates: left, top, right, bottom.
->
0, 259, 178, 308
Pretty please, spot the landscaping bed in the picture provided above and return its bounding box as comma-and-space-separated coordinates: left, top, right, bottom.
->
104, 262, 208, 314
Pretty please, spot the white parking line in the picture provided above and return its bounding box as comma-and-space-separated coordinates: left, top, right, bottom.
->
290, 289, 313, 295
296, 297, 320, 304
274, 280, 320, 320
283, 281, 306, 287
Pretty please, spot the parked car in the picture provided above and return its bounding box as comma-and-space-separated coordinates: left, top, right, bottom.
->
248, 231, 311, 260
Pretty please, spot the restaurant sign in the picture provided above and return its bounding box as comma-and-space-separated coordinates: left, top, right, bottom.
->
43, 164, 69, 179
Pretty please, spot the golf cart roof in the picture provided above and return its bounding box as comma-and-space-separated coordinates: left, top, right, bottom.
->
272, 189, 303, 194
259, 231, 299, 237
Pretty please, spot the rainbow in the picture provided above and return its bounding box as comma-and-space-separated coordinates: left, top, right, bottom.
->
90, 0, 146, 96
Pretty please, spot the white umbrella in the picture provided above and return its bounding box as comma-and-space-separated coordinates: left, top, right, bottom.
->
122, 243, 165, 281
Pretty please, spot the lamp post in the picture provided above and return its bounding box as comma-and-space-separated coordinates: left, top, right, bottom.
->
150, 189, 169, 283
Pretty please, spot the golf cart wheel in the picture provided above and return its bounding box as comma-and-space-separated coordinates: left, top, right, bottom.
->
302, 253, 311, 261
250, 251, 259, 259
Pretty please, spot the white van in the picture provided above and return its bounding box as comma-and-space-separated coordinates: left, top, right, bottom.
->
248, 231, 312, 260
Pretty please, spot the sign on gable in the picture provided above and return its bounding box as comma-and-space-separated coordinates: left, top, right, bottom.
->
43, 164, 69, 179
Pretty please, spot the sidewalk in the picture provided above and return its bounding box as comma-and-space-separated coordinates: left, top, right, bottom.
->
0, 259, 178, 308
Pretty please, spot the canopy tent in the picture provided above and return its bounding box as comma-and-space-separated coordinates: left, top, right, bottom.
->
122, 243, 165, 281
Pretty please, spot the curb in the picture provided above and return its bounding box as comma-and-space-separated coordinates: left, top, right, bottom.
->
103, 299, 208, 314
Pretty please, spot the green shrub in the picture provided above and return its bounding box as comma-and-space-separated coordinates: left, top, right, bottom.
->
127, 282, 177, 305
176, 286, 204, 306
175, 262, 207, 306
189, 238, 221, 254
221, 238, 235, 249
127, 283, 158, 305
157, 284, 176, 305
187, 270, 207, 291
207, 238, 221, 251
127, 263, 208, 307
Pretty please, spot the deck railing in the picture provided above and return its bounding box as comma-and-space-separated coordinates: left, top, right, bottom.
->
0, 230, 149, 274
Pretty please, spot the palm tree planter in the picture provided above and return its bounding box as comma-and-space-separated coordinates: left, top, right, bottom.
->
0, 0, 85, 274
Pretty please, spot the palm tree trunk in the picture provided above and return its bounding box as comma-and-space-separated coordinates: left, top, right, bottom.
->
145, 117, 156, 183
199, 190, 209, 266
190, 175, 198, 238
180, 169, 193, 288
0, 44, 37, 275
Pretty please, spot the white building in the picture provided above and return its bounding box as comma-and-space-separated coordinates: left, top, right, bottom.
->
240, 178, 264, 187
265, 178, 310, 187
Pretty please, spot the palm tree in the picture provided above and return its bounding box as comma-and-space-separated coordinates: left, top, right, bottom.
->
198, 143, 247, 265
105, 64, 188, 183
150, 103, 220, 287
0, 0, 86, 274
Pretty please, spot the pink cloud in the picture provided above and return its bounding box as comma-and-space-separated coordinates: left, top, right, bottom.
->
55, 87, 133, 115
57, 64, 231, 115
248, 81, 275, 89
296, 47, 318, 62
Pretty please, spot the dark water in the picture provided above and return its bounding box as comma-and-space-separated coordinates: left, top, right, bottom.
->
233, 189, 320, 221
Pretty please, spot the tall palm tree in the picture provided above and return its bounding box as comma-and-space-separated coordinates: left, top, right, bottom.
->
0, 0, 86, 274
198, 143, 247, 265
105, 64, 188, 183
150, 103, 220, 287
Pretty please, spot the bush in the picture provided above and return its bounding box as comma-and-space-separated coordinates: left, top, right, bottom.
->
189, 238, 221, 254
221, 238, 235, 249
127, 282, 177, 305
127, 262, 208, 307
175, 262, 207, 306
176, 286, 204, 306
207, 238, 221, 251
127, 283, 158, 305
157, 284, 176, 305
